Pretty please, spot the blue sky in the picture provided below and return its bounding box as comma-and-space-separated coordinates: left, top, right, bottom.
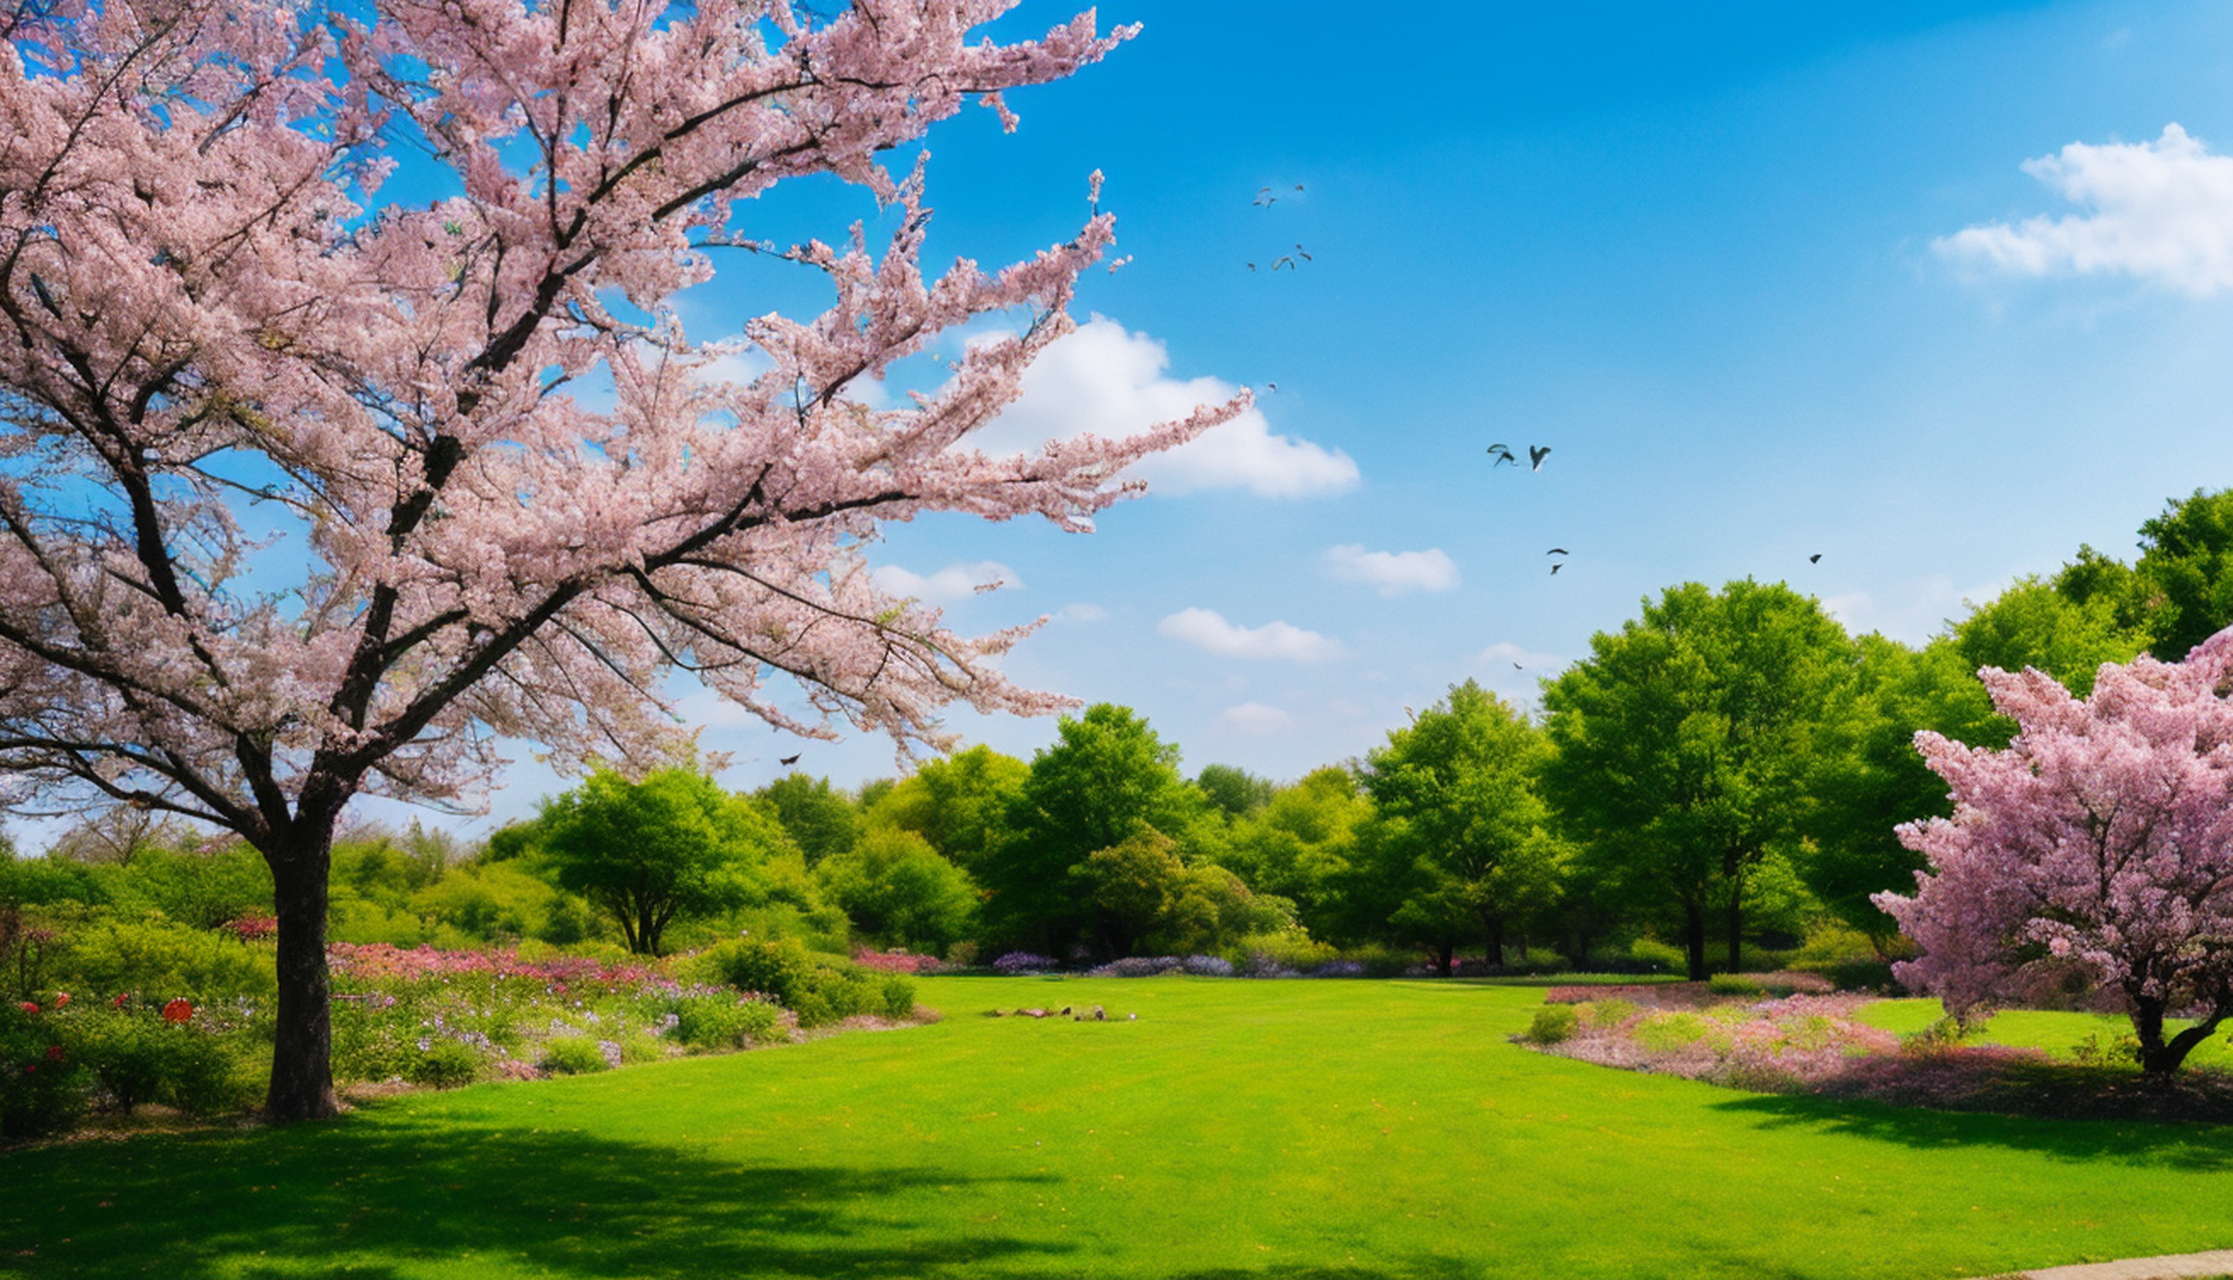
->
343, 0, 2233, 832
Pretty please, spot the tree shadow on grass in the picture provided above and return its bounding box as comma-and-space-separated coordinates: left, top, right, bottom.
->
0, 1106, 1071, 1279
1711, 1089, 2233, 1173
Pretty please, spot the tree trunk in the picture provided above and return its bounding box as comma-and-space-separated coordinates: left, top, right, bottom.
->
1725, 891, 1744, 976
266, 827, 340, 1123
2130, 995, 2224, 1075
1485, 914, 1505, 970
1682, 902, 1708, 981
1431, 942, 1453, 976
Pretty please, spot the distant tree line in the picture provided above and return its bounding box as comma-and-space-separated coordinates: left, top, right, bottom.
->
10, 489, 2233, 980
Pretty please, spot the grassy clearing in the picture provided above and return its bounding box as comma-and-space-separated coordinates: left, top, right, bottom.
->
4, 979, 2233, 1278
1859, 998, 2233, 1069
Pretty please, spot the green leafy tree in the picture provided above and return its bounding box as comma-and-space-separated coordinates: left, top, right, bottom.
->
1224, 767, 1369, 939
2132, 489, 2233, 658
756, 774, 862, 866
1347, 683, 1563, 971
979, 705, 1211, 954
865, 745, 1028, 870
1196, 765, 1277, 820
1542, 580, 1856, 979
536, 768, 805, 956
814, 827, 980, 956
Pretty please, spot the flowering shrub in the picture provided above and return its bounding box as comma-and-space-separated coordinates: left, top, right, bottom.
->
670, 994, 786, 1050
1529, 993, 1903, 1094
853, 950, 941, 976
223, 913, 278, 943
992, 952, 1058, 975
1182, 955, 1234, 977
406, 1038, 481, 1089
1085, 956, 1178, 977
0, 1001, 83, 1140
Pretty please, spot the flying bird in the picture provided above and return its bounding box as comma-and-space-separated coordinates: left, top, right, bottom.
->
1265, 382, 1277, 392
1253, 186, 1278, 207
1550, 563, 1563, 575
1529, 445, 1551, 471
1512, 662, 1524, 670
778, 754, 800, 767
1809, 554, 1822, 564
1295, 244, 1313, 261
1272, 256, 1296, 271
1546, 548, 1568, 556
1246, 262, 1257, 272
1486, 443, 1517, 467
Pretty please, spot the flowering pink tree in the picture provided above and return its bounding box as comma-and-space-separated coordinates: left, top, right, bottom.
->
1876, 631, 2233, 1075
0, 0, 1239, 1120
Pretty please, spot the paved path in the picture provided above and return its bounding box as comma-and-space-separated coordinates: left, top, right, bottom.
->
2015, 1250, 2233, 1279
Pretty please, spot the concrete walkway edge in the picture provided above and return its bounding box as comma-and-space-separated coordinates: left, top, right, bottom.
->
2016, 1249, 2233, 1279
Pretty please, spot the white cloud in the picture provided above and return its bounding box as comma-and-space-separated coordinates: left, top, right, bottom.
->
1214, 702, 1294, 736
972, 317, 1359, 498
1157, 607, 1345, 662
1937, 124, 2233, 295
1055, 602, 1108, 623
1323, 544, 1459, 596
870, 560, 1019, 602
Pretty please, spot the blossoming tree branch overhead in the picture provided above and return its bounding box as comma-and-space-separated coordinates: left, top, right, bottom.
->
0, 0, 1238, 1120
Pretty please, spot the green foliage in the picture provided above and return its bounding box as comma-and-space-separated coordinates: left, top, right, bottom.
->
756, 774, 861, 865
2131, 488, 2233, 658
1345, 682, 1565, 969
1195, 764, 1277, 820
670, 995, 784, 1050
0, 1004, 84, 1139
69, 1009, 244, 1115
1708, 974, 1764, 996
864, 745, 1028, 871
1543, 579, 1856, 978
536, 768, 812, 956
87, 845, 274, 930
538, 1036, 610, 1076
1633, 1012, 1710, 1051
407, 1040, 482, 1089
49, 911, 275, 1004
696, 938, 910, 1028
1627, 937, 1686, 974
813, 826, 978, 955
1221, 767, 1367, 940
1584, 998, 1640, 1028
981, 704, 1213, 954
1524, 1003, 1579, 1045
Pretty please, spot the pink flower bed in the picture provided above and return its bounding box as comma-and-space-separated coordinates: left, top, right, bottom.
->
852, 950, 940, 975
327, 942, 671, 990
1541, 993, 1901, 1092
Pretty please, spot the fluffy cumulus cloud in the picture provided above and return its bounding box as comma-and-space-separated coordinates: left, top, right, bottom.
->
1323, 544, 1459, 596
1157, 608, 1346, 662
869, 560, 1019, 602
971, 317, 1359, 498
1214, 702, 1294, 736
1938, 124, 2233, 294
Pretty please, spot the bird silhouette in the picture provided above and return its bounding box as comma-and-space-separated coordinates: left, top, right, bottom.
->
1809, 554, 1822, 564
1512, 662, 1524, 670
1529, 445, 1551, 471
1246, 262, 1257, 272
1272, 256, 1295, 271
1295, 244, 1312, 261
778, 754, 800, 767
1486, 443, 1517, 467
1253, 186, 1278, 207
1265, 382, 1277, 392
1546, 548, 1569, 556
1550, 563, 1563, 575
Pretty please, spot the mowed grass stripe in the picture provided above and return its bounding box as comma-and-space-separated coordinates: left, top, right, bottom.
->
2, 978, 2230, 1278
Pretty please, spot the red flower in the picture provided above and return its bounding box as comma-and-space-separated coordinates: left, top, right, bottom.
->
17, 1002, 35, 1014
51, 992, 68, 1008
161, 999, 194, 1024
112, 993, 130, 1008
44, 1045, 61, 1061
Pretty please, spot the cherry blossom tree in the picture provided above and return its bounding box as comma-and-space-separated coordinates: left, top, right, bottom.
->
1876, 631, 2233, 1075
0, 0, 1240, 1119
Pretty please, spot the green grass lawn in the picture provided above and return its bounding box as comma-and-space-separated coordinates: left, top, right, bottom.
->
6, 977, 2233, 1278
1859, 997, 2233, 1069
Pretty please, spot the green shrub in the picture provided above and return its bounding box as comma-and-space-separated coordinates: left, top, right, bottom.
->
539, 1036, 610, 1075
670, 995, 782, 1050
616, 1034, 667, 1065
698, 938, 911, 1029
70, 1009, 242, 1115
1633, 1013, 1709, 1052
1708, 974, 1764, 996
406, 1039, 481, 1089
1524, 1004, 1580, 1045
879, 974, 915, 1020
1584, 998, 1640, 1028
0, 1004, 84, 1140
1627, 937, 1686, 975
1902, 1015, 1973, 1054
51, 912, 276, 1004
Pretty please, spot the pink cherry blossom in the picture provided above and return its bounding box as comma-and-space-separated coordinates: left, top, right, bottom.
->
1876, 628, 2233, 1073
0, 0, 1233, 1120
